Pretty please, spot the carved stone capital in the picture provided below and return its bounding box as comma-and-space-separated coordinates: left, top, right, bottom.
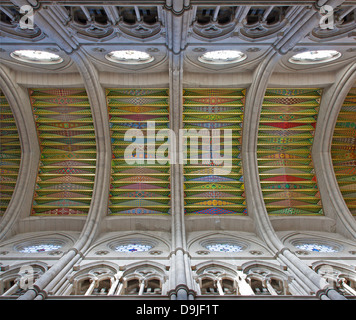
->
164, 2, 191, 16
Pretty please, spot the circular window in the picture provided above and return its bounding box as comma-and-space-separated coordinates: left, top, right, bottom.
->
294, 243, 339, 253
206, 243, 243, 252
291, 238, 341, 253
114, 243, 152, 253
198, 50, 247, 64
288, 50, 341, 65
15, 240, 64, 253
108, 239, 156, 253
201, 238, 247, 253
105, 50, 154, 64
10, 50, 63, 64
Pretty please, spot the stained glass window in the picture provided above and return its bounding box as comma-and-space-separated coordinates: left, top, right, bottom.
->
257, 88, 323, 215
331, 88, 356, 215
115, 243, 152, 253
295, 243, 338, 253
206, 243, 243, 252
29, 88, 96, 215
19, 243, 62, 253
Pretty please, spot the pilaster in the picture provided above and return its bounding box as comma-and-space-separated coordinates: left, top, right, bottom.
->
166, 0, 195, 299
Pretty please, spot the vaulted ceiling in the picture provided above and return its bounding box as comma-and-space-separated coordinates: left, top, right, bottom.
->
0, 0, 355, 237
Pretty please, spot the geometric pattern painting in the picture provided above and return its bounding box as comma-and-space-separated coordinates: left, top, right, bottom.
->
29, 88, 96, 215
257, 88, 323, 215
106, 89, 170, 215
183, 89, 247, 215
331, 87, 356, 215
0, 90, 21, 216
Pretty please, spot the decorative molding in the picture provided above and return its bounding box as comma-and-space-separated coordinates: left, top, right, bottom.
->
0, 23, 45, 41
190, 5, 298, 42
168, 247, 191, 259
0, 2, 44, 41
164, 3, 191, 16
117, 21, 162, 41
309, 20, 356, 42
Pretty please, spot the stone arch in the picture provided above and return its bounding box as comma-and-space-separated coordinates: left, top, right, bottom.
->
187, 231, 271, 256
88, 231, 171, 255
194, 261, 238, 295
121, 261, 168, 296
0, 261, 48, 296
68, 262, 120, 296
312, 261, 356, 296
242, 261, 292, 295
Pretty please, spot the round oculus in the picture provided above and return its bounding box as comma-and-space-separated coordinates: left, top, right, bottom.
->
105, 50, 154, 64
18, 243, 63, 253
294, 243, 339, 253
198, 50, 247, 64
205, 243, 244, 253
288, 50, 341, 64
10, 50, 63, 64
114, 243, 153, 253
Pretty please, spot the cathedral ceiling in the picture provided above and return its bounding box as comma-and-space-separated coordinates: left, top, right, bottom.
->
0, 0, 355, 229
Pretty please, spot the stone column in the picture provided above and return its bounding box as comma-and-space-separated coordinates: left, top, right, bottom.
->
165, 0, 194, 300
2, 281, 20, 296
61, 283, 73, 296
167, 50, 188, 299
236, 271, 255, 295
115, 281, 124, 295
265, 279, 278, 296
138, 279, 145, 296
84, 278, 98, 296
107, 273, 123, 296
339, 279, 356, 296
216, 279, 224, 296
